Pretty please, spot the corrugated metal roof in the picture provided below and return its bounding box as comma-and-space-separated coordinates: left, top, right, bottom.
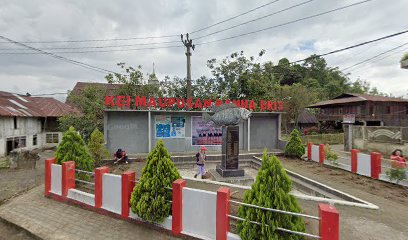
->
0, 91, 78, 117
308, 93, 408, 108
298, 109, 317, 124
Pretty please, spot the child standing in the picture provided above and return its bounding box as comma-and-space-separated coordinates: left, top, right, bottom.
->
195, 146, 207, 179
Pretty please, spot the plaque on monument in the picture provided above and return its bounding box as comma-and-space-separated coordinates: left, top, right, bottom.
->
204, 103, 250, 178
217, 125, 245, 177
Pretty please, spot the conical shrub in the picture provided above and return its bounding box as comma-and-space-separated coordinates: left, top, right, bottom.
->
237, 151, 305, 239
55, 126, 94, 179
284, 129, 305, 159
88, 128, 109, 166
130, 140, 181, 222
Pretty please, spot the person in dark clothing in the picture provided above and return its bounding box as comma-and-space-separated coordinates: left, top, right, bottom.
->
113, 148, 128, 164
195, 146, 207, 179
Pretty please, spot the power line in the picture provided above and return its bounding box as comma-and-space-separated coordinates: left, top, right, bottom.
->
0, 44, 183, 54
0, 40, 180, 51
0, 34, 180, 44
349, 46, 408, 73
193, 0, 314, 40
195, 0, 373, 46
190, 0, 281, 34
289, 30, 408, 65
0, 35, 120, 75
341, 41, 408, 72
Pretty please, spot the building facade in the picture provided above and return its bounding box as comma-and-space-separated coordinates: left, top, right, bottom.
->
104, 109, 286, 154
0, 91, 77, 156
308, 93, 408, 127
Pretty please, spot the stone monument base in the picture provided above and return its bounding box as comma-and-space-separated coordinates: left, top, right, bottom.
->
209, 169, 254, 186
216, 164, 245, 177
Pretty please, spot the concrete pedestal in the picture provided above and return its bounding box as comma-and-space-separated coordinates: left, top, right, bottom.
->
216, 126, 245, 177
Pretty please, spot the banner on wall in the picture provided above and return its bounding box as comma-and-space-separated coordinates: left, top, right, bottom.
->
155, 115, 185, 138
191, 116, 222, 146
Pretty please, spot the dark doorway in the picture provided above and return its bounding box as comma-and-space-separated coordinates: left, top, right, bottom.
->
6, 139, 13, 155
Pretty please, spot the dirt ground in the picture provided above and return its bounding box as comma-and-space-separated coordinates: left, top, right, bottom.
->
108, 156, 408, 240
0, 150, 55, 240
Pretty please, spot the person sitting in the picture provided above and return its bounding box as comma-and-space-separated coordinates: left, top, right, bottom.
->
113, 148, 128, 164
390, 149, 407, 170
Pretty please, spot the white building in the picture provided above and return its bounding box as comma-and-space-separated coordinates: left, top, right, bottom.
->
0, 91, 77, 156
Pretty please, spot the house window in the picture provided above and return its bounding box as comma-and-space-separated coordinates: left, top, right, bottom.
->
46, 133, 59, 144
13, 116, 17, 129
33, 134, 37, 146
6, 136, 26, 154
386, 106, 391, 114
369, 105, 374, 115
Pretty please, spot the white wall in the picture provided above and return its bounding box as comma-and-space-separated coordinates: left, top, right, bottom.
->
357, 153, 371, 177
311, 145, 319, 162
102, 173, 122, 214
67, 189, 95, 206
0, 116, 63, 156
129, 211, 172, 230
51, 164, 62, 196
182, 187, 217, 240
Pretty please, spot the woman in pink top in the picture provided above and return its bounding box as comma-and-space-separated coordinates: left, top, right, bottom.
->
390, 149, 407, 177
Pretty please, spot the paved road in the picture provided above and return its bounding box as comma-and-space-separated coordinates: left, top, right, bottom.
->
0, 186, 179, 240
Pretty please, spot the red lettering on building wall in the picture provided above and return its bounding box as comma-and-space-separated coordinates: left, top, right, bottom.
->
104, 95, 285, 112
249, 100, 256, 110
135, 96, 147, 107
158, 98, 167, 108
260, 100, 267, 111
117, 96, 126, 107
148, 97, 156, 108
186, 98, 193, 109
177, 98, 185, 108
167, 98, 176, 108
203, 99, 212, 108
105, 96, 115, 107
194, 99, 203, 109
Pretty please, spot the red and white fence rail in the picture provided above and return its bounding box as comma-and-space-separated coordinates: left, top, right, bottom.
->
306, 142, 407, 186
45, 158, 339, 240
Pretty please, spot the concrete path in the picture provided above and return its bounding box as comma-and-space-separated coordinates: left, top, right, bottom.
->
0, 186, 179, 240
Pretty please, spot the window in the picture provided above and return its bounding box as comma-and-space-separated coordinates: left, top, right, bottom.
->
369, 105, 374, 115
13, 116, 17, 129
7, 136, 26, 153
46, 133, 59, 144
386, 106, 391, 114
33, 134, 37, 146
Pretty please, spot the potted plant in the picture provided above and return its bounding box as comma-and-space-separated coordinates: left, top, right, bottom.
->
401, 53, 408, 69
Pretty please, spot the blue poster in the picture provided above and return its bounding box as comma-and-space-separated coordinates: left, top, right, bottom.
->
155, 115, 185, 138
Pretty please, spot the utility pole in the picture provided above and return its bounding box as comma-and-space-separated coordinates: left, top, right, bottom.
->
181, 33, 195, 99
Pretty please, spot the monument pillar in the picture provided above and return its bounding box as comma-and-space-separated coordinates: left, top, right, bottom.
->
216, 126, 245, 177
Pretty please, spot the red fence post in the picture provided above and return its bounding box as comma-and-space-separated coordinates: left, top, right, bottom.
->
172, 179, 186, 236
307, 142, 313, 160
44, 158, 56, 197
351, 149, 359, 173
121, 171, 136, 219
95, 166, 109, 208
216, 187, 230, 240
319, 203, 339, 240
319, 144, 325, 164
370, 152, 382, 179
61, 161, 75, 198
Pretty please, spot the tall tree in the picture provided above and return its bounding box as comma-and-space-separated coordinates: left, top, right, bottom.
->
60, 85, 106, 141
